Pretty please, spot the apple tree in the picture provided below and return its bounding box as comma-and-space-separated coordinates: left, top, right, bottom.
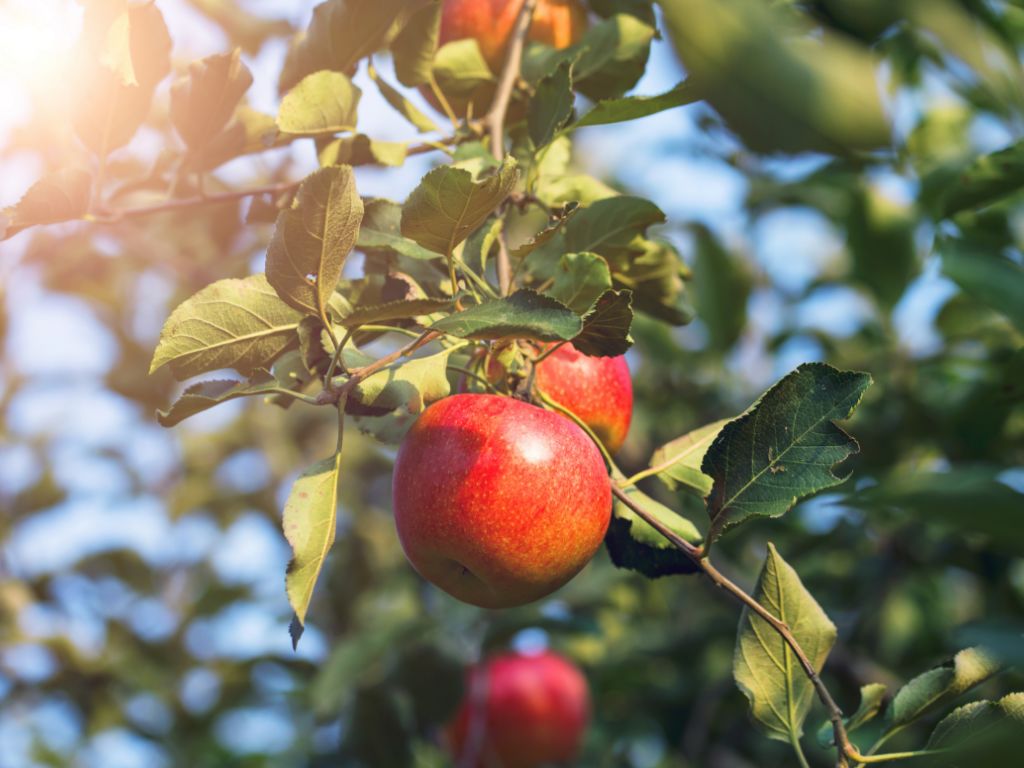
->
1, 0, 1023, 766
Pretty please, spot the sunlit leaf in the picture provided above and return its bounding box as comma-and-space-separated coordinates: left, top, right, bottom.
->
572, 81, 696, 129
734, 543, 837, 743
284, 453, 343, 631
1, 169, 92, 241
886, 647, 1002, 729
318, 135, 406, 167
703, 363, 871, 542
369, 68, 440, 133
266, 165, 364, 315
817, 683, 888, 747
358, 198, 442, 260
150, 274, 303, 380
926, 692, 1024, 763
549, 252, 612, 314
156, 371, 282, 427
650, 418, 730, 498
391, 0, 442, 87
277, 70, 360, 136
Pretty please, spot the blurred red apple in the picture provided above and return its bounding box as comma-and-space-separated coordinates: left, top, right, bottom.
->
535, 342, 633, 453
392, 394, 611, 608
446, 649, 590, 767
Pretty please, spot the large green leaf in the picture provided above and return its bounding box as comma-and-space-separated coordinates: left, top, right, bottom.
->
650, 419, 730, 498
318, 135, 406, 168
266, 166, 364, 315
886, 647, 1002, 730
572, 81, 696, 129
693, 224, 752, 352
431, 289, 582, 342
734, 543, 837, 743
277, 70, 360, 135
549, 252, 612, 314
702, 363, 871, 542
401, 158, 519, 255
284, 453, 343, 630
940, 237, 1024, 333
278, 0, 417, 91
156, 372, 282, 427
660, 0, 889, 154
150, 274, 303, 380
573, 289, 634, 357
605, 485, 703, 578
922, 139, 1024, 218
170, 49, 253, 150
564, 196, 666, 256
926, 693, 1024, 763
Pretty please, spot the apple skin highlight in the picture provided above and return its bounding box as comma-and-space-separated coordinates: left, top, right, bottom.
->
392, 394, 611, 609
446, 650, 591, 768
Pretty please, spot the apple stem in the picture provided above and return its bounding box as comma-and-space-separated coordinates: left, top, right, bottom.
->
485, 0, 539, 295
609, 483, 856, 767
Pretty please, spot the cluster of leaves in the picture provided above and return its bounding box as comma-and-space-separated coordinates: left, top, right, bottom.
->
2, 0, 1023, 766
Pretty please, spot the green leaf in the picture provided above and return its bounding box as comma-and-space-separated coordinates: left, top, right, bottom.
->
431, 289, 582, 342
734, 543, 837, 743
572, 81, 696, 129
284, 453, 343, 629
605, 485, 703, 578
318, 134, 407, 167
847, 185, 917, 309
369, 66, 440, 133
529, 58, 575, 149
564, 196, 666, 255
693, 224, 752, 351
277, 70, 360, 135
186, 106, 282, 172
926, 693, 1024, 762
347, 346, 456, 442
702, 363, 871, 542
650, 419, 730, 498
156, 372, 282, 427
922, 139, 1024, 218
554, 13, 655, 101
339, 297, 455, 328
509, 203, 579, 262
886, 647, 1002, 730
357, 198, 443, 260
391, 0, 442, 87
817, 683, 888, 747
401, 158, 519, 255
170, 49, 254, 150
549, 252, 612, 314
266, 165, 364, 315
940, 237, 1024, 333
1, 169, 92, 241
848, 467, 1024, 556
573, 289, 634, 357
431, 38, 496, 109
278, 0, 416, 92
660, 0, 890, 154
150, 274, 303, 380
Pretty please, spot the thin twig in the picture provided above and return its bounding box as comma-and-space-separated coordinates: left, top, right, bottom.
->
323, 330, 442, 403
484, 0, 538, 295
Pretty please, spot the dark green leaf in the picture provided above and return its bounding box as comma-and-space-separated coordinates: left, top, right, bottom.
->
431, 289, 582, 342
401, 158, 519, 255
693, 224, 752, 351
926, 693, 1024, 763
529, 58, 575, 149
391, 0, 442, 87
887, 647, 1002, 729
549, 252, 612, 314
564, 196, 666, 256
703, 363, 871, 542
572, 81, 696, 128
266, 165, 364, 315
734, 543, 837, 743
1, 169, 92, 241
573, 289, 634, 357
940, 237, 1024, 333
358, 198, 443, 260
150, 274, 303, 380
605, 485, 702, 578
171, 50, 254, 150
923, 139, 1024, 218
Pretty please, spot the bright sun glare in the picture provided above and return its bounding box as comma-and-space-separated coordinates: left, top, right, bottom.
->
0, 0, 81, 118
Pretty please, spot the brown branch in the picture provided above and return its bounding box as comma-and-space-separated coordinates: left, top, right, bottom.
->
320, 330, 442, 404
484, 0, 538, 295
610, 483, 855, 768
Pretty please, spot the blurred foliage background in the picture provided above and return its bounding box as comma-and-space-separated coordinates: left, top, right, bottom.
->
1, 0, 1023, 766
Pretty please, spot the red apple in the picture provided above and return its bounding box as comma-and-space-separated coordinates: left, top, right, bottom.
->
392, 394, 611, 608
535, 343, 633, 453
446, 650, 590, 768
439, 0, 588, 71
